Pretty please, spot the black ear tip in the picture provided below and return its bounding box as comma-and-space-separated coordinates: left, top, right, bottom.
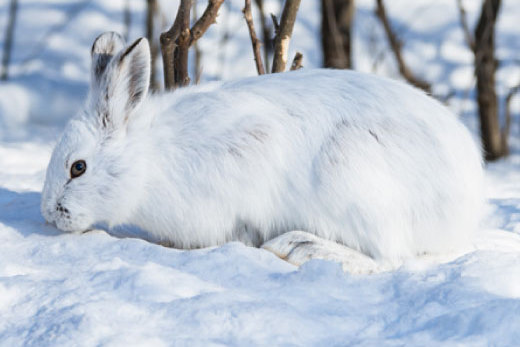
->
91, 32, 126, 82
91, 32, 125, 57
119, 37, 149, 62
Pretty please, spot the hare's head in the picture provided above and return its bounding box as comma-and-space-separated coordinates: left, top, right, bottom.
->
41, 32, 151, 233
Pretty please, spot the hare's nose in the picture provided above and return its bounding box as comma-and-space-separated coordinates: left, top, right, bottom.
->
56, 202, 70, 214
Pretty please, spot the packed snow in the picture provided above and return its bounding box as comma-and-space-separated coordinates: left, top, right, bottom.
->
1, 0, 520, 345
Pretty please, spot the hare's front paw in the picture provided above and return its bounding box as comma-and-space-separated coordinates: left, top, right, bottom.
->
262, 231, 385, 274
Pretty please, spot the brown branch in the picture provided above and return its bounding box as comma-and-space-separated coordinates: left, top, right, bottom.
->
192, 2, 202, 84
1, 0, 18, 80
271, 0, 301, 73
173, 0, 192, 88
375, 0, 431, 92
160, 0, 186, 90
502, 81, 519, 155
243, 0, 265, 75
146, 0, 159, 91
161, 0, 224, 90
189, 0, 225, 46
216, 1, 232, 80
321, 0, 354, 69
270, 13, 280, 34
456, 0, 476, 51
474, 0, 503, 160
123, 0, 131, 41
290, 52, 303, 70
322, 0, 347, 67
254, 0, 271, 72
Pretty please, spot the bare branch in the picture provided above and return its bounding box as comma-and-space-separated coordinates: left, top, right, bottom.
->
271, 0, 302, 73
321, 0, 354, 69
243, 0, 265, 75
189, 0, 225, 46
174, 0, 192, 88
1, 0, 18, 80
270, 13, 280, 34
216, 1, 232, 80
123, 0, 131, 41
474, 0, 503, 160
254, 0, 272, 72
502, 81, 519, 156
456, 0, 476, 51
161, 0, 224, 89
192, 3, 203, 84
160, 0, 187, 90
290, 52, 303, 70
146, 0, 160, 91
375, 0, 431, 92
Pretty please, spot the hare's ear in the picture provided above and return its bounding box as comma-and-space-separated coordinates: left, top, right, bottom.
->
94, 37, 150, 132
91, 32, 125, 84
113, 37, 151, 113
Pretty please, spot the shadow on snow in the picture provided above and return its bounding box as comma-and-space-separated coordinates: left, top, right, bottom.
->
0, 187, 157, 243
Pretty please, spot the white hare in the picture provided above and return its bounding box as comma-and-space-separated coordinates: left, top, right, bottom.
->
41, 32, 484, 273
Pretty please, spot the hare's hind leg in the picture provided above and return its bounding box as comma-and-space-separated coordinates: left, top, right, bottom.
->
261, 231, 384, 274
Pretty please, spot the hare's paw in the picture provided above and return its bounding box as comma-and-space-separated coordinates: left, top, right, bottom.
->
261, 231, 383, 274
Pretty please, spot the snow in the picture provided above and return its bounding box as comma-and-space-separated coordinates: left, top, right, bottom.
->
1, 0, 520, 345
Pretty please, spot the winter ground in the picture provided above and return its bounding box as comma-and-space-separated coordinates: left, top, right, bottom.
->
1, 0, 520, 345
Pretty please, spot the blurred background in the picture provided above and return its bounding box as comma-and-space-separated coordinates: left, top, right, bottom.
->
0, 0, 519, 162
1, 5, 520, 340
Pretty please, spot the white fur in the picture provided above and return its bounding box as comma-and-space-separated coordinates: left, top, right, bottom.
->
41, 33, 484, 265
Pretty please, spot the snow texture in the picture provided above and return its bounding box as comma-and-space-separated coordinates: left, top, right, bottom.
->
1, 0, 520, 345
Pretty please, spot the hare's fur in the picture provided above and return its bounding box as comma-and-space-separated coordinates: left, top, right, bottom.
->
41, 34, 484, 268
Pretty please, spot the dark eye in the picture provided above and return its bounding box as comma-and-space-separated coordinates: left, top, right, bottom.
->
70, 160, 87, 178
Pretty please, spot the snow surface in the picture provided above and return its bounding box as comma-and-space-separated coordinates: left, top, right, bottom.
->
1, 0, 520, 345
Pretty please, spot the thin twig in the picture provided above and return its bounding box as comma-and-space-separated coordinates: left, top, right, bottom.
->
290, 51, 303, 70
189, 0, 225, 46
375, 0, 431, 92
254, 0, 271, 72
216, 1, 232, 80
193, 2, 203, 83
123, 0, 131, 41
456, 0, 476, 51
243, 0, 265, 75
146, 0, 159, 91
271, 0, 301, 73
270, 14, 280, 36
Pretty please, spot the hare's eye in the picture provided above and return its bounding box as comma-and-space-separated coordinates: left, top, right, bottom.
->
70, 160, 87, 178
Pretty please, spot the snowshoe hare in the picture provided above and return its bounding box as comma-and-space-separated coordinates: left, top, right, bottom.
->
41, 32, 484, 273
